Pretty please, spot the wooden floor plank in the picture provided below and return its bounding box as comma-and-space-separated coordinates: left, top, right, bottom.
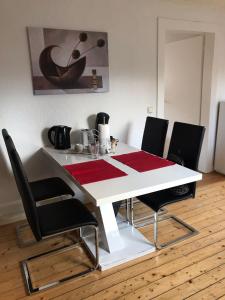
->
185, 276, 225, 300
151, 263, 225, 299
82, 239, 225, 300
1, 218, 223, 300
0, 172, 224, 300
13, 211, 224, 298
217, 294, 225, 300
115, 250, 225, 300
3, 214, 225, 300
47, 224, 225, 300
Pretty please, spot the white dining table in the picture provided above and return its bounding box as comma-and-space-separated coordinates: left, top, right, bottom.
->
42, 143, 202, 270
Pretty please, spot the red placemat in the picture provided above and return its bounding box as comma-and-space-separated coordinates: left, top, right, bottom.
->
112, 151, 175, 172
64, 159, 127, 185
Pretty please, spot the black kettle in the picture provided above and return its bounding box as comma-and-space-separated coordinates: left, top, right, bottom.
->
48, 126, 71, 149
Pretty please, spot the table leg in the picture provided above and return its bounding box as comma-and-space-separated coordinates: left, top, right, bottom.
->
94, 202, 125, 253
82, 201, 155, 270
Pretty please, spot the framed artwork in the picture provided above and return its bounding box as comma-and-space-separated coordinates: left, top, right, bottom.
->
27, 27, 109, 95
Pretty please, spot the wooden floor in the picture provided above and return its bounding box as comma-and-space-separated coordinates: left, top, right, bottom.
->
1, 172, 225, 300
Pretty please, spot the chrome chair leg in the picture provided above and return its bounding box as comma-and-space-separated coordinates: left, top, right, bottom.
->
126, 199, 130, 222
153, 212, 159, 249
94, 226, 99, 268
125, 198, 167, 228
151, 213, 198, 249
125, 197, 198, 248
129, 198, 134, 226
158, 214, 198, 249
127, 201, 198, 249
79, 227, 82, 239
21, 225, 99, 295
81, 226, 99, 270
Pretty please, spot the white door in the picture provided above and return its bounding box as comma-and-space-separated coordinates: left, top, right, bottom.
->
164, 35, 204, 154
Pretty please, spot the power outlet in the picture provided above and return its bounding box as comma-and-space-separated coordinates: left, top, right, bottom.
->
147, 106, 153, 114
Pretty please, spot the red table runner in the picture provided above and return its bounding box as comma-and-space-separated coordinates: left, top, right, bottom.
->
64, 159, 127, 185
112, 151, 175, 172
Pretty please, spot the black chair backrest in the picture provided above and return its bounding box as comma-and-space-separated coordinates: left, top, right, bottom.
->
141, 117, 169, 157
168, 122, 205, 171
2, 129, 41, 241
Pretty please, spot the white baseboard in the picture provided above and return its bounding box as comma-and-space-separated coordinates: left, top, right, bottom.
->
0, 199, 25, 226
0, 212, 25, 226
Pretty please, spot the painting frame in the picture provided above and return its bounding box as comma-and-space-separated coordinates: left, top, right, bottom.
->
27, 27, 109, 95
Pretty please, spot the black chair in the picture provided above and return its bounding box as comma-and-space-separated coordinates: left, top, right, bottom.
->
2, 129, 75, 246
135, 122, 205, 249
114, 117, 169, 219
141, 116, 169, 157
2, 129, 99, 294
124, 117, 169, 222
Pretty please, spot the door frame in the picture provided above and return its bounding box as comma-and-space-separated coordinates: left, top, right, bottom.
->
157, 18, 218, 172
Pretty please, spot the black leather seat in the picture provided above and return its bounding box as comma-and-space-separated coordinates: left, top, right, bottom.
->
141, 116, 169, 157
38, 199, 97, 236
2, 128, 99, 294
137, 122, 205, 248
138, 187, 194, 212
30, 177, 74, 202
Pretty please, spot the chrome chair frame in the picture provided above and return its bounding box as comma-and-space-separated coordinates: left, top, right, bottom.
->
21, 225, 99, 294
152, 212, 198, 249
127, 198, 198, 249
127, 198, 167, 227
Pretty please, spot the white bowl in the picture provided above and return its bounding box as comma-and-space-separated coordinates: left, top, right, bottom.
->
74, 143, 84, 153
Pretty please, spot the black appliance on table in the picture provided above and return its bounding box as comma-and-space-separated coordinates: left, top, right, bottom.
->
48, 125, 71, 149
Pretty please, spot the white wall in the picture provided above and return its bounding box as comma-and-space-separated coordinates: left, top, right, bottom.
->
1, 0, 225, 224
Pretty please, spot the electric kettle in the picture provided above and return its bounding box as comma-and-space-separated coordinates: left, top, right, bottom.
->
48, 126, 71, 149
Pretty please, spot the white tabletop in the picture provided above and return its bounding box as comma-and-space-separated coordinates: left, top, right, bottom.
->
43, 143, 202, 207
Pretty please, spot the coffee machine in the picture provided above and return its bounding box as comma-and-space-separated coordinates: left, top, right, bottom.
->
95, 112, 110, 131
95, 112, 111, 153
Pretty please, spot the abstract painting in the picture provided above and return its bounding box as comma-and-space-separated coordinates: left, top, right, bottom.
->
27, 27, 109, 95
